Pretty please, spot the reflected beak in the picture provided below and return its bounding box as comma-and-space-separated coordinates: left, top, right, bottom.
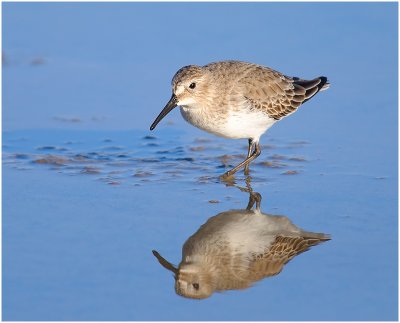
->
152, 250, 179, 275
150, 94, 178, 130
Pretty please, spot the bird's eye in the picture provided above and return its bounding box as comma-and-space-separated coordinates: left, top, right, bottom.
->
189, 83, 196, 89
192, 283, 199, 290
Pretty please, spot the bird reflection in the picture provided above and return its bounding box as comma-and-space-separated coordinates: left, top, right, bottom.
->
153, 182, 330, 299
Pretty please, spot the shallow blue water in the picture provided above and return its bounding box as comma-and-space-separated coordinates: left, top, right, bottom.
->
3, 126, 397, 320
2, 2, 398, 321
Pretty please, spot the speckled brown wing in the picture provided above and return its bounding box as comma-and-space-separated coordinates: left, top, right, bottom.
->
240, 66, 328, 120
248, 234, 330, 279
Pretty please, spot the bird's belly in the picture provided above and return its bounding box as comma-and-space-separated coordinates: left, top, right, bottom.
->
220, 110, 276, 140
180, 107, 276, 140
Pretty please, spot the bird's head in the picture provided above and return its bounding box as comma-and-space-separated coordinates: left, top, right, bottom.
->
150, 65, 208, 130
152, 250, 215, 299
175, 262, 214, 299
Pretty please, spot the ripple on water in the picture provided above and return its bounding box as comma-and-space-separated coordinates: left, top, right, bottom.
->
36, 146, 68, 152
3, 133, 309, 185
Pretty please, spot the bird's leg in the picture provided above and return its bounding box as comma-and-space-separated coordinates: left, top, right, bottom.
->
246, 191, 262, 211
233, 175, 253, 193
254, 192, 261, 211
244, 178, 262, 211
221, 141, 261, 178
245, 175, 253, 191
244, 139, 254, 175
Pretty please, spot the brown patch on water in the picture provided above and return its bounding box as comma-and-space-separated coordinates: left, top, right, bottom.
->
106, 161, 133, 167
282, 170, 300, 175
73, 154, 95, 163
286, 140, 310, 149
270, 154, 306, 162
81, 167, 102, 174
218, 154, 246, 167
270, 154, 288, 160
33, 155, 68, 165
189, 146, 206, 152
259, 161, 287, 168
290, 140, 310, 145
289, 156, 307, 162
108, 181, 121, 185
133, 171, 153, 177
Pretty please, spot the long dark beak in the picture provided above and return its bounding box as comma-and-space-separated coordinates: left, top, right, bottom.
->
150, 94, 178, 130
152, 250, 179, 275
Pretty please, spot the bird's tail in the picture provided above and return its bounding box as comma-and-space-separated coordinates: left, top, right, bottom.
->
293, 76, 330, 103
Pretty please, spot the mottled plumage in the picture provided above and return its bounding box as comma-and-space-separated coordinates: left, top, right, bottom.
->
152, 192, 330, 299
150, 61, 329, 178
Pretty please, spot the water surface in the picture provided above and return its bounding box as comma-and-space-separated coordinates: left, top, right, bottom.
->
3, 126, 397, 320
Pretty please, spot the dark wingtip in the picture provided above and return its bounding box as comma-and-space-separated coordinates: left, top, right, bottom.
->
293, 75, 330, 104
318, 76, 329, 90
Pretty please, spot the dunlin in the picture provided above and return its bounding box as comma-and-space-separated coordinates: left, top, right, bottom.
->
152, 190, 330, 299
150, 61, 329, 178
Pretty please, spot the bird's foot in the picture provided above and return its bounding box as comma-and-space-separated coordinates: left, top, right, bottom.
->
219, 171, 236, 184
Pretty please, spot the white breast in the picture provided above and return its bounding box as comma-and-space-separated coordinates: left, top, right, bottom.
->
180, 106, 276, 141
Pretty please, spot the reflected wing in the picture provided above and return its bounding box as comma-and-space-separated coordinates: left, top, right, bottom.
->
250, 234, 330, 278
239, 66, 328, 120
